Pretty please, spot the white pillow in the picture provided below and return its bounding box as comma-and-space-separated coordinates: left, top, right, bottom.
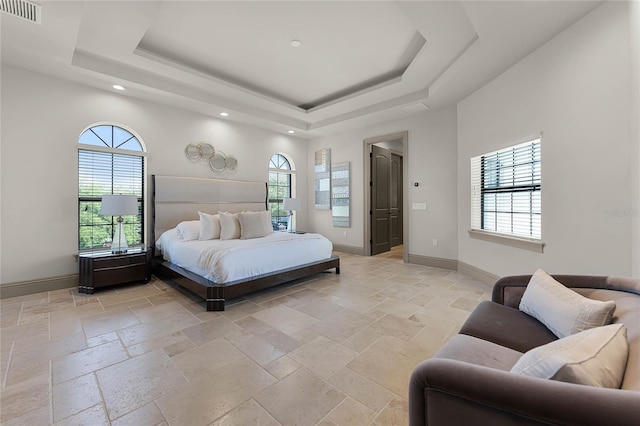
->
511, 323, 629, 388
198, 212, 221, 240
519, 269, 616, 338
261, 210, 273, 235
175, 220, 200, 241
238, 211, 268, 239
218, 212, 241, 240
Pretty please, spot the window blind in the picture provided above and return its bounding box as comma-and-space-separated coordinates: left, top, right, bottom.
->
78, 149, 144, 250
471, 138, 541, 239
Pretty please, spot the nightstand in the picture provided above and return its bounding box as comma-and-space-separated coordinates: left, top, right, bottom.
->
78, 248, 151, 294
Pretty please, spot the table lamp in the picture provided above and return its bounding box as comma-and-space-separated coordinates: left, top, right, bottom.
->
282, 197, 300, 233
101, 194, 138, 254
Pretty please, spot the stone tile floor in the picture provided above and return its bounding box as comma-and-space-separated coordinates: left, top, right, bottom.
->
0, 248, 491, 425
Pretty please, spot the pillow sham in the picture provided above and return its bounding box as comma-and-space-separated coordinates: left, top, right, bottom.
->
511, 323, 628, 388
260, 210, 274, 235
198, 212, 221, 240
519, 269, 616, 338
238, 211, 268, 239
218, 212, 241, 240
175, 220, 200, 241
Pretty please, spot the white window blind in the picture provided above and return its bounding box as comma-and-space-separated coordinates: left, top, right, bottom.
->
78, 125, 145, 251
470, 138, 541, 239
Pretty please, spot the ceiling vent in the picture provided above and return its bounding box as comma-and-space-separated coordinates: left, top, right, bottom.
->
403, 103, 429, 114
1, 0, 41, 24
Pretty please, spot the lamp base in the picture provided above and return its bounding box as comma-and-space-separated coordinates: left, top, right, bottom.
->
111, 218, 129, 254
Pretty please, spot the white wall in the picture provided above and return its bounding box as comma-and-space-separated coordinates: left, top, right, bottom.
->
631, 0, 640, 278
457, 2, 633, 277
0, 66, 307, 285
307, 107, 458, 261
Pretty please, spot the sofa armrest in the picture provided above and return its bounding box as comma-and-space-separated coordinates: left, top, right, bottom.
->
409, 358, 640, 426
492, 274, 611, 308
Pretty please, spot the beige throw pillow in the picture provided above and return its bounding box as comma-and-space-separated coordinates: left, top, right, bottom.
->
519, 269, 616, 338
218, 212, 241, 240
238, 211, 268, 239
511, 323, 629, 388
260, 210, 273, 235
198, 212, 220, 240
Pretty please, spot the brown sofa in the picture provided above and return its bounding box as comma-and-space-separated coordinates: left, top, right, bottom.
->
409, 274, 640, 426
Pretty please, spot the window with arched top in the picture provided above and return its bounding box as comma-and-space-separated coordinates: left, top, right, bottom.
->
268, 153, 295, 231
78, 124, 145, 251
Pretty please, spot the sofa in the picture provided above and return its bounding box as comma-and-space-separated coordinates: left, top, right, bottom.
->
409, 273, 640, 426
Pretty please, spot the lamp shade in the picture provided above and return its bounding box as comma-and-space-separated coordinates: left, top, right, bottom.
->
282, 197, 300, 211
100, 194, 138, 216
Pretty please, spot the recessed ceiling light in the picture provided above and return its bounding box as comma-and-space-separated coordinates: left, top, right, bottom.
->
288, 130, 295, 134
290, 39, 302, 48
112, 84, 125, 91
219, 112, 229, 117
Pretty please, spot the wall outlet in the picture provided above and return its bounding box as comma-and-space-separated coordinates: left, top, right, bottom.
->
343, 231, 347, 237
432, 239, 438, 247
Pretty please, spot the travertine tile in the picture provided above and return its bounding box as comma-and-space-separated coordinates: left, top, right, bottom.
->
327, 367, 395, 413
210, 399, 280, 426
0, 247, 488, 425
53, 403, 109, 426
0, 373, 50, 423
52, 339, 129, 385
289, 335, 358, 379
110, 402, 166, 426
263, 355, 301, 380
326, 396, 377, 425
171, 338, 245, 381
52, 373, 102, 422
251, 305, 318, 335
81, 309, 141, 338
255, 368, 345, 426
156, 358, 276, 425
96, 349, 188, 420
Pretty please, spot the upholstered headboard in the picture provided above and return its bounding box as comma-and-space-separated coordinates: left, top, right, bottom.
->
151, 175, 268, 249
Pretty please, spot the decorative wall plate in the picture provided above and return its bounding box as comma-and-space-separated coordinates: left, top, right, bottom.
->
225, 155, 238, 171
197, 142, 215, 159
209, 152, 227, 173
185, 143, 201, 161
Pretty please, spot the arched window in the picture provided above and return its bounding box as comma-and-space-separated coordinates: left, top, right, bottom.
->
78, 124, 145, 251
268, 153, 295, 231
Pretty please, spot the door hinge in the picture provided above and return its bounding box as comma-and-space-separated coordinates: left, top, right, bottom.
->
369, 210, 372, 215
370, 181, 373, 186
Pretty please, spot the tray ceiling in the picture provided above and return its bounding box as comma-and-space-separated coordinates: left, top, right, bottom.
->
0, 1, 602, 137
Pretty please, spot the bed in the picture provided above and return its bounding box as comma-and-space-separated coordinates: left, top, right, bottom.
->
151, 175, 340, 311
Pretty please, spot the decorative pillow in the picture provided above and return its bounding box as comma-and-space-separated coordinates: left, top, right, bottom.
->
175, 220, 200, 241
198, 212, 220, 240
260, 210, 273, 235
511, 323, 629, 388
218, 212, 241, 240
238, 211, 268, 239
519, 269, 616, 338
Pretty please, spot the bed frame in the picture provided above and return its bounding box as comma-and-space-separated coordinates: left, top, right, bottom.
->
150, 175, 340, 311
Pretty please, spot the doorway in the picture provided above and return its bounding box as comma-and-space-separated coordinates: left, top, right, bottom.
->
364, 132, 408, 261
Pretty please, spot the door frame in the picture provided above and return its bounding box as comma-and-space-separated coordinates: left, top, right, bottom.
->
363, 131, 409, 262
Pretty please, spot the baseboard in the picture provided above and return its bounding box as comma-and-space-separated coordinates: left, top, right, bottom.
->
407, 254, 458, 271
0, 274, 78, 299
457, 261, 499, 286
332, 244, 366, 256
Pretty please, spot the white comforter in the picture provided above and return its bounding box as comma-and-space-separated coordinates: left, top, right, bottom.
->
156, 229, 333, 283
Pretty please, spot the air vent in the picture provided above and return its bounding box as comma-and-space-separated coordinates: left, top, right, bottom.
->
1, 0, 41, 24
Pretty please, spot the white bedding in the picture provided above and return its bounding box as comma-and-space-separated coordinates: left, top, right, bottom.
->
156, 229, 333, 283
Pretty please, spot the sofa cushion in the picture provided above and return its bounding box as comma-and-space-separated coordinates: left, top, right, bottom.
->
519, 269, 616, 338
459, 301, 557, 353
433, 334, 523, 371
511, 323, 629, 388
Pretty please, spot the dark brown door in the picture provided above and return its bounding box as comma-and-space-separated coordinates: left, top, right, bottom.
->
371, 145, 391, 255
390, 153, 403, 247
